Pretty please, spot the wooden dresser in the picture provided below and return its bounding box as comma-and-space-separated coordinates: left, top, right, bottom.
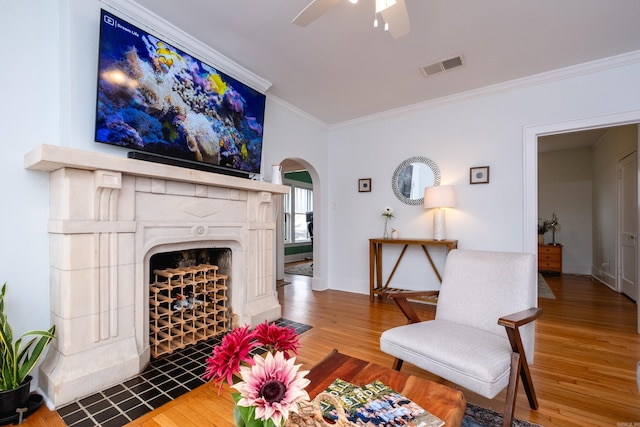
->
538, 244, 562, 273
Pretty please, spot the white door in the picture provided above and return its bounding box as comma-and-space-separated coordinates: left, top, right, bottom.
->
618, 151, 637, 301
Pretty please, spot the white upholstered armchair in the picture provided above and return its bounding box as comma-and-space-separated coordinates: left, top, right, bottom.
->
380, 249, 542, 427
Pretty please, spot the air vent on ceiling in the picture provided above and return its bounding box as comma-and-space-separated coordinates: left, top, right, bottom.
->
419, 54, 465, 77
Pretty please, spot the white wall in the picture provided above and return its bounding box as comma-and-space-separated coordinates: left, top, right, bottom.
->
538, 147, 593, 274
1, 2, 61, 368
592, 125, 638, 285
1, 0, 329, 392
261, 99, 328, 290
326, 58, 640, 295
4, 2, 640, 394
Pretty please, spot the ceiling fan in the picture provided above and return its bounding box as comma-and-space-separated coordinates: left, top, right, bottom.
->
292, 0, 410, 39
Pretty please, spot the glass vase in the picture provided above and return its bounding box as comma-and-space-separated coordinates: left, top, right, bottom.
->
383, 218, 389, 239
233, 406, 245, 427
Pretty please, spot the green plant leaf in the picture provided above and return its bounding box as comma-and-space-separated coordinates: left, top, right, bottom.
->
237, 405, 264, 427
16, 327, 56, 385
0, 283, 56, 390
234, 400, 280, 427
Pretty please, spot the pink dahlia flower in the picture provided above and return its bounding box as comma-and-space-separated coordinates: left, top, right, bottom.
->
203, 325, 257, 391
252, 321, 300, 359
233, 351, 310, 426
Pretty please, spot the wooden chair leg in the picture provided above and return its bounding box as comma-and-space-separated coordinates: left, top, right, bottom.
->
502, 352, 521, 427
503, 325, 539, 410
392, 358, 403, 371
519, 351, 539, 409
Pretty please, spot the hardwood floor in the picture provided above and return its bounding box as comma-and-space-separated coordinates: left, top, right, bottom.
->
22, 272, 640, 426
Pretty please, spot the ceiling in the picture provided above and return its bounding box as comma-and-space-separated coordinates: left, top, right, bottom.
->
133, 0, 640, 126
538, 128, 610, 153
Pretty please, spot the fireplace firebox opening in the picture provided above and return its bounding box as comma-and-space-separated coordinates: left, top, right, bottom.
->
149, 248, 232, 358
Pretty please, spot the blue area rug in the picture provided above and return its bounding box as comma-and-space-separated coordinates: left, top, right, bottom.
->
462, 403, 543, 427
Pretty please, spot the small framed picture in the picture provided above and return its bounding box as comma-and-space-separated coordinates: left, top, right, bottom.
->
358, 178, 372, 192
470, 166, 490, 184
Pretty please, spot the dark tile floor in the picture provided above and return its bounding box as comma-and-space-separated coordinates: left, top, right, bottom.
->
56, 319, 311, 427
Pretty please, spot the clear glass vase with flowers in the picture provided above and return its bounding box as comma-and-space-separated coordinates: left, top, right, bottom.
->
203, 321, 310, 427
381, 206, 395, 239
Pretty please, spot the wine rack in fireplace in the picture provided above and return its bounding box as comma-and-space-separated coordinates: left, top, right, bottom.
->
149, 264, 229, 358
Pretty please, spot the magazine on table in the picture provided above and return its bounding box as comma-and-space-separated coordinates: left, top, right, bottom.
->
320, 378, 444, 427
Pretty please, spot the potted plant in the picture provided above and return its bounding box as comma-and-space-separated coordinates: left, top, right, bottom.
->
538, 213, 561, 245
0, 283, 55, 417
538, 220, 550, 244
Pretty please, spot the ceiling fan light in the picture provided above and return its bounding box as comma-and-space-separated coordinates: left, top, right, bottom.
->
348, 0, 358, 3
375, 0, 396, 14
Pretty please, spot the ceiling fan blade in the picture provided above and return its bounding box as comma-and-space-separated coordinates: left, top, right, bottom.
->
292, 0, 342, 27
381, 0, 410, 38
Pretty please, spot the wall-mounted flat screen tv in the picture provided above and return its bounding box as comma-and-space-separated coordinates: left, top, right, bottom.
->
95, 9, 266, 176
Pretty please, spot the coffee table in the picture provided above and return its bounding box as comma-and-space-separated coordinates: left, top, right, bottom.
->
306, 350, 466, 427
126, 350, 466, 426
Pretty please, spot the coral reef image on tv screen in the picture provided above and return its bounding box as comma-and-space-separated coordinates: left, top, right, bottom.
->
95, 9, 266, 174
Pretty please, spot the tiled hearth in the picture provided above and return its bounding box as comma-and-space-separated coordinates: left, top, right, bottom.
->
56, 319, 311, 427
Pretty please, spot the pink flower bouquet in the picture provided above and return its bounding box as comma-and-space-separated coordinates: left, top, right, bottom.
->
203, 321, 310, 427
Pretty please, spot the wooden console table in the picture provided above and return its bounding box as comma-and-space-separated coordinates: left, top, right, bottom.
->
369, 238, 458, 301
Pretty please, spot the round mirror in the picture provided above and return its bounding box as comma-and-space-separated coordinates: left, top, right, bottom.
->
392, 156, 441, 205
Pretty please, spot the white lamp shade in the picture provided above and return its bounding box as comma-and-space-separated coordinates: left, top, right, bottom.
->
424, 185, 456, 209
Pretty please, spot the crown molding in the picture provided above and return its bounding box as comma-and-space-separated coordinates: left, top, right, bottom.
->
334, 50, 640, 129
266, 95, 329, 129
99, 0, 272, 93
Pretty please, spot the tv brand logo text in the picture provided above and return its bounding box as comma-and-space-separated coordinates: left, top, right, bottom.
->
104, 14, 139, 37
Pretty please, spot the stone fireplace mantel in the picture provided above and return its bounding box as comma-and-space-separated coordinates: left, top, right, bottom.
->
25, 144, 287, 407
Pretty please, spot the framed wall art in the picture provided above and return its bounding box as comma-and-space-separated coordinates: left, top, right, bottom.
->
470, 166, 490, 184
358, 178, 372, 192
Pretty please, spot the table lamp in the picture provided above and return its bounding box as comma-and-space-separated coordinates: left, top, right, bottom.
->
424, 185, 456, 240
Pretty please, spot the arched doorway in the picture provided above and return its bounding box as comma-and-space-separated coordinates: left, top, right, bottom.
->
275, 158, 321, 285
